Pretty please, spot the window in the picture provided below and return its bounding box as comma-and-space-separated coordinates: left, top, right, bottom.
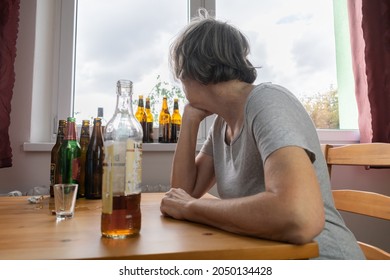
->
215, 0, 358, 131
26, 0, 359, 151
74, 0, 188, 125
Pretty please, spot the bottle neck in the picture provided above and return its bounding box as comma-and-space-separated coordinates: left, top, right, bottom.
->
57, 127, 65, 141
92, 119, 102, 136
115, 92, 133, 115
80, 126, 90, 139
162, 98, 169, 112
65, 121, 77, 141
138, 98, 144, 108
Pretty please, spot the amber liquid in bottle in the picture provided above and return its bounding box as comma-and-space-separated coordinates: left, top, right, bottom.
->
135, 95, 147, 143
101, 193, 141, 237
170, 98, 181, 143
158, 96, 171, 143
145, 97, 154, 143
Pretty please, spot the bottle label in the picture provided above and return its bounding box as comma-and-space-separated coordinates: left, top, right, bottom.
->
102, 140, 125, 214
125, 140, 142, 195
102, 139, 143, 213
50, 163, 56, 185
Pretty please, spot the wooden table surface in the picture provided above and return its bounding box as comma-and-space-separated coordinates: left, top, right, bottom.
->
0, 193, 318, 260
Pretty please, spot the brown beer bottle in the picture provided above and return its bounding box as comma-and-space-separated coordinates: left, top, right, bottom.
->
78, 120, 90, 198
145, 97, 154, 143
85, 118, 104, 199
50, 119, 67, 197
158, 96, 171, 143
170, 98, 181, 143
135, 95, 147, 142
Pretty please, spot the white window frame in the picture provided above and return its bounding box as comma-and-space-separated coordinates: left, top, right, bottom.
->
23, 0, 359, 152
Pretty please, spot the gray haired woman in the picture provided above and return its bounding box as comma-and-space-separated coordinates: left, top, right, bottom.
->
160, 9, 364, 260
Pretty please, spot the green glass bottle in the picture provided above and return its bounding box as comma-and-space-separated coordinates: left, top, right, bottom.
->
58, 117, 81, 186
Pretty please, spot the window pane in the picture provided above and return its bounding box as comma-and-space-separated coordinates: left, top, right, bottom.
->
74, 0, 187, 124
216, 0, 351, 129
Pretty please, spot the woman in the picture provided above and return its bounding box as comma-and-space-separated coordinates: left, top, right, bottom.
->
160, 9, 364, 259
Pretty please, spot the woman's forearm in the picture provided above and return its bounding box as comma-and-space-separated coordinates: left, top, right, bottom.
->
170, 113, 202, 195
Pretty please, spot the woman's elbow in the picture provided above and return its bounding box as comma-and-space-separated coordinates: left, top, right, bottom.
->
287, 210, 325, 245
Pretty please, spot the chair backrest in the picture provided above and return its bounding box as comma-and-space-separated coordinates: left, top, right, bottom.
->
322, 143, 390, 260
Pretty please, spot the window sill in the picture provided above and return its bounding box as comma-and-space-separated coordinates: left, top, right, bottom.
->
23, 129, 359, 152
22, 142, 204, 152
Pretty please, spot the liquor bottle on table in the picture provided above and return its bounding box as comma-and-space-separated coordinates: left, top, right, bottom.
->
58, 117, 81, 186
78, 120, 90, 198
85, 118, 104, 199
135, 95, 147, 143
170, 98, 181, 143
158, 96, 171, 143
101, 80, 143, 239
49, 119, 67, 197
145, 97, 154, 143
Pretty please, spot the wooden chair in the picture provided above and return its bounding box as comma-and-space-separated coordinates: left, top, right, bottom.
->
322, 143, 390, 260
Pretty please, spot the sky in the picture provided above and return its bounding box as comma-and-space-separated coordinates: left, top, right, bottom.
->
74, 0, 337, 123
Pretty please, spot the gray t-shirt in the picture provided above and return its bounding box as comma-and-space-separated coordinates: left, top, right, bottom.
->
200, 83, 365, 259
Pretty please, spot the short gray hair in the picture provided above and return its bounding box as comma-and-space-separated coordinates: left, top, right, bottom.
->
170, 9, 257, 85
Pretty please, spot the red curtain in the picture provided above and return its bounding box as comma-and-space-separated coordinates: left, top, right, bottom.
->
348, 0, 390, 143
0, 0, 20, 168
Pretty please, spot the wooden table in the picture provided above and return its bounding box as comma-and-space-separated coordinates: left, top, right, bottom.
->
0, 193, 318, 260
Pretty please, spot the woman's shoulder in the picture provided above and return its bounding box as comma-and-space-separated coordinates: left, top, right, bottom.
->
250, 82, 294, 99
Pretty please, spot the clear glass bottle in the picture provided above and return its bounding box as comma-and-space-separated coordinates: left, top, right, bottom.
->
85, 118, 104, 199
78, 120, 90, 198
101, 80, 143, 239
170, 98, 182, 143
158, 96, 171, 143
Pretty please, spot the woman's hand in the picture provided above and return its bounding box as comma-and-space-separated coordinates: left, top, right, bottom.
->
160, 188, 196, 220
183, 103, 213, 124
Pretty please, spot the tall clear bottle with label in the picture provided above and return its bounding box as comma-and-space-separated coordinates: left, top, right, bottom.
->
101, 80, 143, 239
